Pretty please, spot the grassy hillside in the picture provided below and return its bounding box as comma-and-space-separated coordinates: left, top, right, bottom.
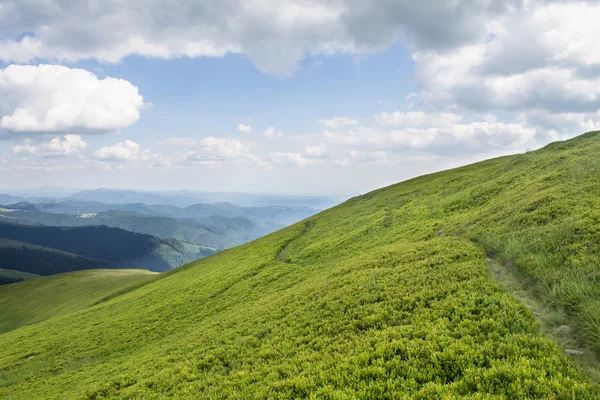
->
0, 222, 211, 273
0, 268, 40, 285
1, 132, 600, 398
0, 269, 157, 334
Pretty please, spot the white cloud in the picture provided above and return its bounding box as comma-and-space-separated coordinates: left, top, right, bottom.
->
11, 139, 38, 155
155, 137, 199, 147
348, 150, 387, 162
305, 145, 328, 159
264, 126, 284, 138
410, 1, 600, 125
325, 118, 537, 154
267, 152, 320, 167
318, 117, 359, 130
42, 134, 87, 157
333, 158, 349, 167
93, 140, 146, 162
0, 0, 523, 76
186, 137, 256, 166
11, 134, 87, 157
375, 111, 461, 128
0, 64, 145, 135
237, 123, 253, 133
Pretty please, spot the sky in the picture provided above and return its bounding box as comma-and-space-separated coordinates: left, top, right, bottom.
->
0, 0, 599, 195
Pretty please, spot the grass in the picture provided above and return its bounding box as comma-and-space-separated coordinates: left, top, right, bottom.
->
0, 269, 157, 335
487, 257, 600, 381
1, 132, 600, 398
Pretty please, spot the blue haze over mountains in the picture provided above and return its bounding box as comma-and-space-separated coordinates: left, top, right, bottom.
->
0, 187, 344, 277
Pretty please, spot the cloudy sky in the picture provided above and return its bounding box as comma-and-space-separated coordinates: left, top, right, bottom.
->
0, 0, 598, 195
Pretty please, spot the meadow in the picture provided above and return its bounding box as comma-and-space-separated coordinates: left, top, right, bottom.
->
1, 132, 600, 398
0, 269, 157, 334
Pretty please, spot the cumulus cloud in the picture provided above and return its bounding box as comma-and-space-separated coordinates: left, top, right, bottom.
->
11, 139, 38, 155
333, 158, 349, 167
305, 145, 328, 159
42, 134, 88, 157
12, 134, 87, 157
0, 0, 525, 76
264, 127, 284, 139
318, 117, 359, 130
375, 111, 461, 128
186, 137, 257, 166
348, 150, 387, 162
267, 152, 320, 167
237, 124, 252, 133
410, 1, 600, 126
0, 65, 145, 135
325, 119, 537, 154
93, 140, 147, 162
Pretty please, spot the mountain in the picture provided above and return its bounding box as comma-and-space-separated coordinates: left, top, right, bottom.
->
65, 189, 346, 209
0, 269, 156, 334
0, 209, 282, 249
0, 268, 40, 286
0, 222, 213, 274
4, 200, 318, 226
0, 194, 26, 205
0, 237, 114, 275
2, 132, 600, 398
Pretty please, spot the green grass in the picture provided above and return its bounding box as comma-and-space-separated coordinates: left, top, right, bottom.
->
0, 269, 157, 335
2, 132, 600, 398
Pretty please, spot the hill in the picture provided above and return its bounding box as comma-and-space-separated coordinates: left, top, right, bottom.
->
1, 132, 600, 398
0, 268, 40, 285
0, 269, 157, 334
0, 222, 212, 274
0, 210, 281, 249
0, 238, 113, 275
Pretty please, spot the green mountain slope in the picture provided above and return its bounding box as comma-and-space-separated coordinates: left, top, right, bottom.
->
2, 132, 600, 398
0, 269, 157, 334
0, 222, 212, 273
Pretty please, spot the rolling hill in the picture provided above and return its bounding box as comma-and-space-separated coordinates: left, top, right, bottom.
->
0, 269, 157, 334
0, 268, 40, 285
0, 222, 212, 274
1, 132, 600, 398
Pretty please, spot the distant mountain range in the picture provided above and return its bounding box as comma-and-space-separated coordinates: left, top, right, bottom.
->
0, 209, 281, 249
0, 222, 212, 275
0, 188, 348, 209
3, 199, 319, 225
0, 189, 330, 280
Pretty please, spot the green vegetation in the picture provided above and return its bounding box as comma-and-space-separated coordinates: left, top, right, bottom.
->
0, 269, 157, 334
0, 268, 40, 285
0, 222, 212, 273
2, 132, 600, 398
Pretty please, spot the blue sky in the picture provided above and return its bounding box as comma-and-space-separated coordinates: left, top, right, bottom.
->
1, 1, 599, 195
